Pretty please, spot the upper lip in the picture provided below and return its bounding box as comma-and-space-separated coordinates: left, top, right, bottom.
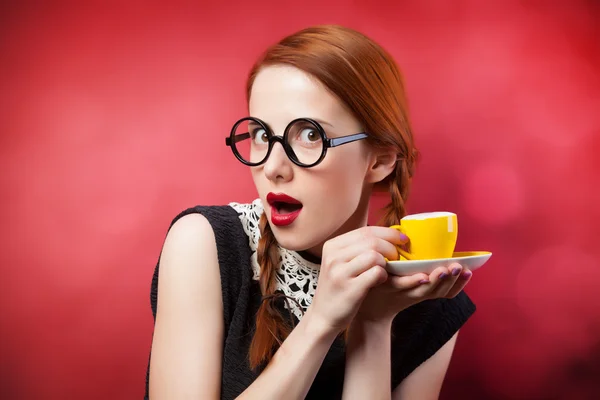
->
266, 192, 302, 206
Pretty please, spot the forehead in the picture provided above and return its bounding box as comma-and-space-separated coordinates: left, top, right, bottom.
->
248, 65, 356, 131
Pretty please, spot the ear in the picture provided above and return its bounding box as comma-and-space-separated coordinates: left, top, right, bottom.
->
365, 148, 397, 184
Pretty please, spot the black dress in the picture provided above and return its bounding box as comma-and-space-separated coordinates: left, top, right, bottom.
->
144, 199, 476, 399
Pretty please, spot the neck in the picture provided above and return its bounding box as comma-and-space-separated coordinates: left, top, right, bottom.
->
297, 250, 322, 264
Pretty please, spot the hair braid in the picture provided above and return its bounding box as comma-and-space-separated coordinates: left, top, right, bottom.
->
378, 156, 415, 226
248, 213, 293, 369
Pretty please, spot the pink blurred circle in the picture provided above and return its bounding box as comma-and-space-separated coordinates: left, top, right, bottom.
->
461, 162, 525, 225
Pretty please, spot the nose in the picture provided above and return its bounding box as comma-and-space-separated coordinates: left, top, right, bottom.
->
263, 140, 293, 183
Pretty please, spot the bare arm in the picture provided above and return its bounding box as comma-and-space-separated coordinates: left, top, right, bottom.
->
342, 320, 393, 400
392, 332, 457, 400
237, 307, 338, 399
342, 258, 471, 400
148, 214, 339, 400
342, 323, 458, 400
149, 214, 224, 399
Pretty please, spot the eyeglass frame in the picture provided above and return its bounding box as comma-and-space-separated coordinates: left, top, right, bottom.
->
225, 116, 369, 168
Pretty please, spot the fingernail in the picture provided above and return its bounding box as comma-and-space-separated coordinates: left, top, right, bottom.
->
419, 279, 430, 284
399, 233, 409, 242
452, 267, 462, 276
461, 271, 473, 279
439, 272, 448, 280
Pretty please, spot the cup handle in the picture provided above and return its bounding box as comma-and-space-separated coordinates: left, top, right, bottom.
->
389, 225, 414, 260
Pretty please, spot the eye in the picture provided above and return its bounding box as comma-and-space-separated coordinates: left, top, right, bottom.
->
298, 128, 321, 143
250, 127, 269, 145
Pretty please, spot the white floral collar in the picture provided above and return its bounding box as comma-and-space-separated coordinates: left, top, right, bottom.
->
229, 199, 320, 321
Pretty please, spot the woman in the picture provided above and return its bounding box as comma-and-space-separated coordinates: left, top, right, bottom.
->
145, 24, 475, 399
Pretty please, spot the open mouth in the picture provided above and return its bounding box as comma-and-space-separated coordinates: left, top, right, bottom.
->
266, 192, 303, 226
272, 201, 303, 215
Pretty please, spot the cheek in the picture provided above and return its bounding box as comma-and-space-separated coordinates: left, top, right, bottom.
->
250, 170, 264, 193
250, 169, 261, 184
312, 159, 367, 207
325, 151, 369, 188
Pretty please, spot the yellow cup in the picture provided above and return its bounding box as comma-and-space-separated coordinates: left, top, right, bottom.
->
390, 211, 458, 260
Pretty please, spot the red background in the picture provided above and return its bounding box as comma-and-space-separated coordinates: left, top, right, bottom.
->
1, 1, 599, 399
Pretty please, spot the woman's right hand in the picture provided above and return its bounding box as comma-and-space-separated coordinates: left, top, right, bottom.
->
307, 226, 408, 334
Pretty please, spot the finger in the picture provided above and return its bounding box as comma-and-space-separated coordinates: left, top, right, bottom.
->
445, 268, 472, 298
354, 265, 388, 292
403, 266, 449, 298
426, 266, 450, 284
343, 249, 388, 277
388, 272, 430, 290
328, 226, 409, 252
430, 263, 462, 298
329, 235, 402, 264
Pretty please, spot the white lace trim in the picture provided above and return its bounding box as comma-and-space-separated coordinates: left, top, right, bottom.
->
229, 199, 320, 321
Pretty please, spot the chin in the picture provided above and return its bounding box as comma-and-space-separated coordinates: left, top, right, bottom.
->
270, 227, 312, 252
269, 220, 328, 253
266, 206, 351, 254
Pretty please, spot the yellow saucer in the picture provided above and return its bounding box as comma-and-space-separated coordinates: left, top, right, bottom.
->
385, 251, 492, 276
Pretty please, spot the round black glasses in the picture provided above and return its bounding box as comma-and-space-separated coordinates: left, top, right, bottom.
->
225, 117, 369, 168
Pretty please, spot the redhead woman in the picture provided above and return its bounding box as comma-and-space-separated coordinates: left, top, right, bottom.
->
145, 24, 475, 400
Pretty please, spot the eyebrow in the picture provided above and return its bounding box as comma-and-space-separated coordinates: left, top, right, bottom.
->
248, 118, 335, 128
311, 118, 335, 128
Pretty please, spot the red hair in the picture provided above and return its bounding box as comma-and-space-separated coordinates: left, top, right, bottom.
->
245, 24, 418, 369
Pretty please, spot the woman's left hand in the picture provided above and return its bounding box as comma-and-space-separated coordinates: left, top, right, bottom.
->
354, 263, 472, 324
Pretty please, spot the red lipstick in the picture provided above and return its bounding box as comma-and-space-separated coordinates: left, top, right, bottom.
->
266, 192, 303, 227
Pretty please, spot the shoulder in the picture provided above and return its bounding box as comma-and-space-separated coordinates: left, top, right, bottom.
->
158, 199, 264, 298
168, 203, 244, 233
150, 200, 261, 315
159, 204, 237, 265
167, 199, 263, 233
162, 199, 263, 250
162, 200, 262, 275
166, 211, 213, 243
158, 211, 221, 298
